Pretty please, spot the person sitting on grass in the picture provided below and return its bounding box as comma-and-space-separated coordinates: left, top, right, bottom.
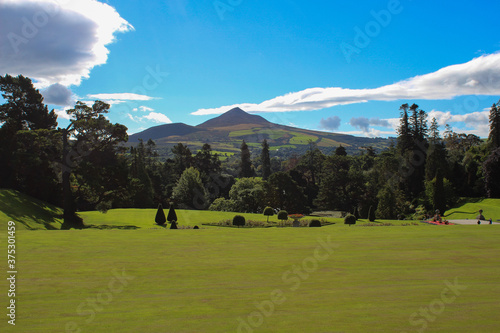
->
433, 210, 442, 223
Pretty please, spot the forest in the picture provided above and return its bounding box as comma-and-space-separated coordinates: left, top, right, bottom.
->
1, 74, 500, 228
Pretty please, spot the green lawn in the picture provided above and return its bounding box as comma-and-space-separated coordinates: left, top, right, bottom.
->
445, 198, 500, 220
1, 226, 499, 332
1, 190, 500, 332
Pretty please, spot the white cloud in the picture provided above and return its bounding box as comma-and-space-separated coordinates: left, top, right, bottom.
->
88, 93, 158, 101
132, 106, 155, 112
0, 0, 133, 88
127, 111, 172, 124
143, 112, 172, 124
193, 52, 500, 115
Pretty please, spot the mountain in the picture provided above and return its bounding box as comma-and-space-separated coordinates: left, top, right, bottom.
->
197, 107, 271, 128
129, 123, 200, 143
127, 108, 390, 156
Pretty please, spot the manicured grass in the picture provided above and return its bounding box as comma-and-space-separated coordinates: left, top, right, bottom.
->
445, 198, 500, 220
2, 226, 499, 332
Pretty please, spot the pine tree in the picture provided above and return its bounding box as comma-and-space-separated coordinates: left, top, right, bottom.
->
397, 103, 412, 154
261, 139, 271, 180
428, 117, 440, 144
488, 102, 500, 150
239, 140, 254, 178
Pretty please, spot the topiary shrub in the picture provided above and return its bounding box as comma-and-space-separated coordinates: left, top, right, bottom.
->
344, 214, 356, 227
277, 210, 288, 221
368, 205, 375, 222
277, 210, 288, 226
263, 206, 274, 222
167, 203, 177, 223
155, 204, 166, 226
309, 219, 322, 227
233, 215, 246, 228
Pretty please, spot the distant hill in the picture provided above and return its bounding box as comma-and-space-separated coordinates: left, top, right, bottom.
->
197, 107, 271, 128
129, 123, 200, 143
127, 108, 390, 156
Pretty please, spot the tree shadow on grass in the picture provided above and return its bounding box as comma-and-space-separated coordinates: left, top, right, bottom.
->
0, 190, 63, 230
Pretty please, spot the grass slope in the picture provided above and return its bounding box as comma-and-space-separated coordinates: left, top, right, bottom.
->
1, 227, 499, 332
445, 198, 500, 220
0, 189, 62, 230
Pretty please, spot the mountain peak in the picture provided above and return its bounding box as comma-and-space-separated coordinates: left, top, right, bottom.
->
197, 107, 271, 128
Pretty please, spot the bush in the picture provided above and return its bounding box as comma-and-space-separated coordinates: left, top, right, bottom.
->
233, 215, 246, 228
209, 198, 236, 212
263, 206, 274, 222
344, 214, 356, 226
309, 219, 322, 227
167, 203, 177, 223
277, 210, 288, 221
155, 204, 166, 226
368, 205, 375, 222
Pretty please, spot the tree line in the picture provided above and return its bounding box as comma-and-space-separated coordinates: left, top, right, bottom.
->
1, 74, 500, 228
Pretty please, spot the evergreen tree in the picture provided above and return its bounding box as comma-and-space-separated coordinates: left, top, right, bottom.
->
167, 203, 178, 223
171, 143, 193, 178
483, 147, 500, 198
397, 103, 412, 154
427, 169, 446, 214
488, 102, 500, 150
428, 117, 440, 144
425, 118, 448, 182
261, 139, 271, 180
239, 140, 254, 178
335, 145, 347, 156
155, 204, 166, 225
376, 185, 395, 219
130, 140, 154, 207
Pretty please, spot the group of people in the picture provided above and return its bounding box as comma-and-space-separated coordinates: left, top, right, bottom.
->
476, 209, 493, 224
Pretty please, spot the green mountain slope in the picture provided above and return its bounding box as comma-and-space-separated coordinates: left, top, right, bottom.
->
0, 189, 63, 230
129, 108, 390, 156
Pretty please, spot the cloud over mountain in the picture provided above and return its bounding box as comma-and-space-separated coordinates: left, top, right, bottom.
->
193, 53, 500, 115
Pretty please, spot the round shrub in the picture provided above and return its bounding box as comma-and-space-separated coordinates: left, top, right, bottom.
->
277, 210, 288, 221
344, 214, 356, 226
263, 206, 274, 222
309, 219, 322, 227
233, 215, 246, 228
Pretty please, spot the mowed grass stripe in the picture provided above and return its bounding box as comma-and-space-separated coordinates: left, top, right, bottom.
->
2, 227, 499, 332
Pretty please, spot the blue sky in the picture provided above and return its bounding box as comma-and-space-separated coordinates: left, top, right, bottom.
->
1, 0, 500, 137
